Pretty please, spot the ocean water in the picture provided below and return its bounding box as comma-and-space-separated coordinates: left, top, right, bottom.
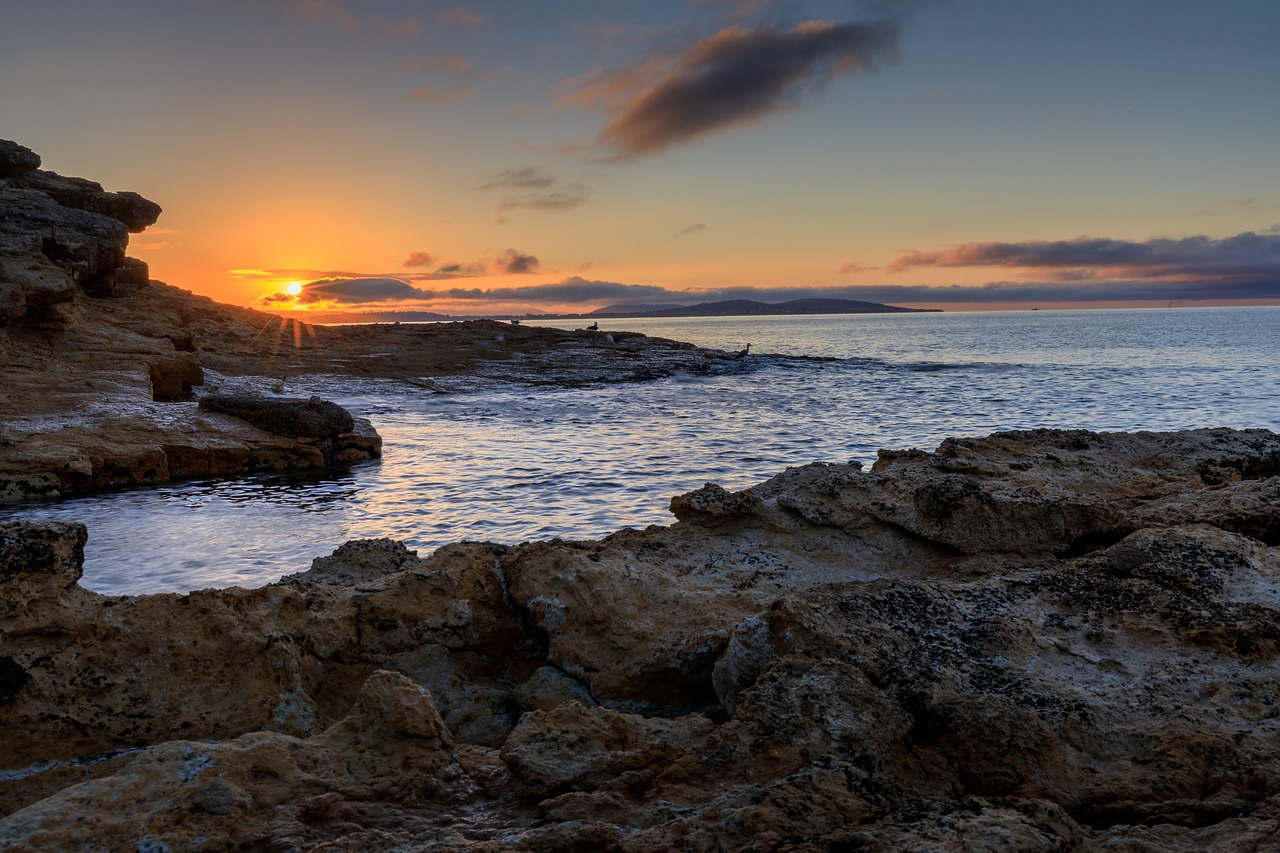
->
4, 306, 1279, 595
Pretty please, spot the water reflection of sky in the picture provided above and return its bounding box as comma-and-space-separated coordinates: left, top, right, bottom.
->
3, 308, 1278, 596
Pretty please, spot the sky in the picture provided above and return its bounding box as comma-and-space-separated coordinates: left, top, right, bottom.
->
3, 0, 1280, 315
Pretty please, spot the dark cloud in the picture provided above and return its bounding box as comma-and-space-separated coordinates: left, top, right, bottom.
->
256, 267, 1280, 312
435, 277, 675, 303
495, 249, 541, 274
403, 251, 436, 267
821, 279, 1280, 304
676, 223, 707, 237
296, 277, 432, 304
565, 11, 914, 158
481, 166, 591, 221
434, 261, 488, 275
887, 231, 1280, 285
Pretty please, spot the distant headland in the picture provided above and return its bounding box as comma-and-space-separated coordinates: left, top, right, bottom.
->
296, 296, 939, 325
589, 297, 941, 318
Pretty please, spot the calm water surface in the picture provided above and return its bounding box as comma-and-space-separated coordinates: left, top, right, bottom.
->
5, 307, 1278, 594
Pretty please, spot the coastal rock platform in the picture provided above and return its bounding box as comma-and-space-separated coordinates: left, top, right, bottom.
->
0, 140, 744, 501
4, 427, 1280, 851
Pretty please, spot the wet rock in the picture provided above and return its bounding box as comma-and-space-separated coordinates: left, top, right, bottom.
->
197, 393, 355, 438
0, 521, 86, 606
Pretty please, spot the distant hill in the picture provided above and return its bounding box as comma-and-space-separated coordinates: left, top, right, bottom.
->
590, 302, 688, 316
637, 298, 938, 317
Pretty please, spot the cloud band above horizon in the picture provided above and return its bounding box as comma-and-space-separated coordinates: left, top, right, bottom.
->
248, 229, 1280, 311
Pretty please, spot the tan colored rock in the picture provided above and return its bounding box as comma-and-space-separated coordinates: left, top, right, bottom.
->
6, 421, 1280, 846
0, 670, 471, 852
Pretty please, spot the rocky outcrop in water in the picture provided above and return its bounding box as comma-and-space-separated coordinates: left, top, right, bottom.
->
0, 140, 385, 500
4, 427, 1280, 850
0, 140, 757, 501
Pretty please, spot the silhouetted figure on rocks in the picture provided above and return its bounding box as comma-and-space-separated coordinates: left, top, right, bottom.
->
732, 343, 751, 360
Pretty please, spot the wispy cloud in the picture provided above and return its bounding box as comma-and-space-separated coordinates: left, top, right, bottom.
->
888, 231, 1280, 286
481, 167, 558, 190
676, 223, 707, 237
480, 166, 590, 222
436, 5, 486, 28
560, 5, 920, 159
836, 261, 876, 274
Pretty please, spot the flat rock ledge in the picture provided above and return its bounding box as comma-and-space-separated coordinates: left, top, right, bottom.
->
4, 427, 1280, 851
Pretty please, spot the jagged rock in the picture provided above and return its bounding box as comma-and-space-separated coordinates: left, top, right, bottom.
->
5, 170, 161, 232
197, 393, 355, 438
7, 429, 1280, 849
0, 141, 39, 177
0, 521, 86, 607
0, 671, 466, 851
9, 145, 1280, 849
284, 537, 424, 588
669, 480, 765, 523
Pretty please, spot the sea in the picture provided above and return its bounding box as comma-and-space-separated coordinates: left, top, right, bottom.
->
4, 306, 1278, 596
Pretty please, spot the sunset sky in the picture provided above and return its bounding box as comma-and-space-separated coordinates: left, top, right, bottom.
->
4, 0, 1279, 315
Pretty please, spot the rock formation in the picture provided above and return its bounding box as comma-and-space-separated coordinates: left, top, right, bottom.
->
0, 140, 743, 501
0, 140, 384, 500
4, 427, 1280, 851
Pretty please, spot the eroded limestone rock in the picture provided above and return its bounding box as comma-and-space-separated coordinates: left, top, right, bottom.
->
6, 428, 1280, 849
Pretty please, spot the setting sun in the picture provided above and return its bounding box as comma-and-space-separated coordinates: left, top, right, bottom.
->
285, 281, 302, 296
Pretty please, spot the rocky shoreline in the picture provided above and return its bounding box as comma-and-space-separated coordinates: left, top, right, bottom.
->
0, 140, 745, 502
6, 140, 1280, 851
3, 427, 1280, 850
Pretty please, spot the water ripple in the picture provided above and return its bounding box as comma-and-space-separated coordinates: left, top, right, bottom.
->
3, 307, 1279, 594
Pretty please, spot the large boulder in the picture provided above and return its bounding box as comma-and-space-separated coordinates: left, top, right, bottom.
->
197, 394, 356, 438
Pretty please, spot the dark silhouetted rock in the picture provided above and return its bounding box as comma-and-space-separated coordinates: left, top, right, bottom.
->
0, 141, 40, 177
6, 170, 161, 233
198, 394, 356, 438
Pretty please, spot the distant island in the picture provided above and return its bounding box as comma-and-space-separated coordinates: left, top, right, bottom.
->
294, 297, 938, 325
587, 297, 940, 318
